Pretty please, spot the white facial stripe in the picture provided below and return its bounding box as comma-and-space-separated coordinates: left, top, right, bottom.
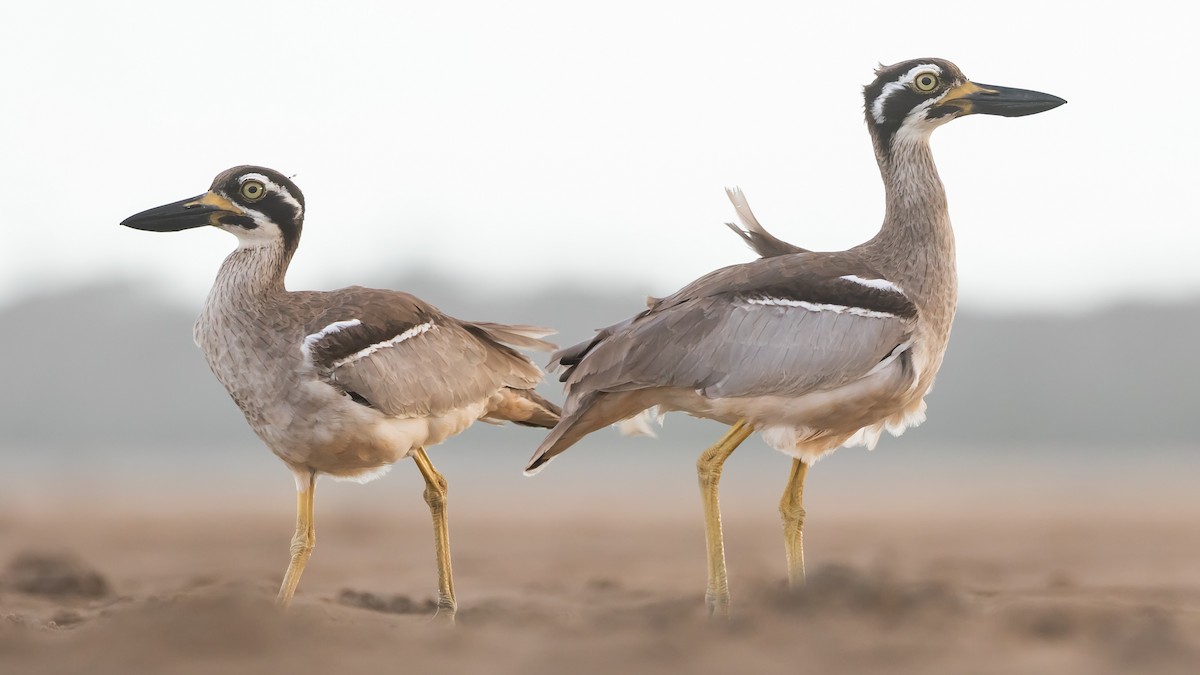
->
871, 63, 943, 124
839, 275, 905, 295
220, 201, 284, 248
331, 322, 436, 368
301, 319, 363, 359
906, 88, 951, 119
239, 204, 270, 224
889, 89, 957, 147
745, 297, 896, 319
240, 172, 304, 217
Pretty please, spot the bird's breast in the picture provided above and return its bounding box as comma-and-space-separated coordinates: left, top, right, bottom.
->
194, 301, 307, 430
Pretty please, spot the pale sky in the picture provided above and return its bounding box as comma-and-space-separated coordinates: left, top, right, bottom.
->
1, 1, 1196, 313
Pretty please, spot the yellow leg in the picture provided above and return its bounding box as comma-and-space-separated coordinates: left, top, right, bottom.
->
779, 458, 809, 588
696, 419, 754, 618
276, 470, 316, 608
412, 447, 456, 622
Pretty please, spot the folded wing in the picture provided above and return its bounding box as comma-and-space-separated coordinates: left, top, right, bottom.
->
300, 287, 551, 418
528, 253, 917, 472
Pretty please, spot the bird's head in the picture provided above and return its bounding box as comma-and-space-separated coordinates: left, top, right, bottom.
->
863, 58, 1065, 156
121, 165, 306, 251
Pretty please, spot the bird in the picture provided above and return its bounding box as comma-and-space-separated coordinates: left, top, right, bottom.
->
524, 58, 1065, 616
121, 166, 561, 621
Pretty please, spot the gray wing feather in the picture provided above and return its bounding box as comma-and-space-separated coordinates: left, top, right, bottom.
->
564, 296, 913, 399
702, 304, 910, 396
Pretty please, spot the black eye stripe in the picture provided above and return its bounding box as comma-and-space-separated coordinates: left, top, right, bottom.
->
219, 214, 258, 229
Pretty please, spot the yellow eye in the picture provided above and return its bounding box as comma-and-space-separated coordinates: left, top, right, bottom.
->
914, 72, 940, 92
240, 180, 266, 201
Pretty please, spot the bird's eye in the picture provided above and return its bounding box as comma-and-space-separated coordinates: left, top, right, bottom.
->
914, 72, 940, 92
240, 180, 266, 202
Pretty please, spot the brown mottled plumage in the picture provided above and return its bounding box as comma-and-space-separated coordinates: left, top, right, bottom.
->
123, 165, 560, 620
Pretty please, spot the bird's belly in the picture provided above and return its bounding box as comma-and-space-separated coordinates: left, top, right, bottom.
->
658, 355, 928, 463
265, 392, 491, 482
713, 381, 908, 431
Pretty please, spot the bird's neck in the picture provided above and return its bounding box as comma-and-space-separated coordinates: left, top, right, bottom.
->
208, 240, 294, 307
864, 134, 958, 325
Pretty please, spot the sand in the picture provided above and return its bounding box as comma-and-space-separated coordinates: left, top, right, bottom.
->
3, 497, 1199, 675
4, 434, 1199, 674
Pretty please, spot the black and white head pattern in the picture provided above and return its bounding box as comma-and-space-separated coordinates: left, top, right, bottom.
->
863, 58, 969, 153
209, 165, 306, 251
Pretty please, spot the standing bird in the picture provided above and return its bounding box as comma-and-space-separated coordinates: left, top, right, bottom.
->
525, 59, 1065, 616
121, 166, 560, 621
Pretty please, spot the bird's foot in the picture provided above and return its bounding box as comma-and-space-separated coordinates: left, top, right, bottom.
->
430, 601, 457, 626
704, 591, 731, 620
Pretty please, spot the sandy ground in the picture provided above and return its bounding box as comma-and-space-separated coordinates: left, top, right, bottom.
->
3, 487, 1200, 675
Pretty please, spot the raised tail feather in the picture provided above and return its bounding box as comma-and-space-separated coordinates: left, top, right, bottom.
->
724, 187, 808, 258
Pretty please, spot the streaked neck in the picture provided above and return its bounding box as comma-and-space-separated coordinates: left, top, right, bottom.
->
210, 240, 293, 304
863, 133, 957, 319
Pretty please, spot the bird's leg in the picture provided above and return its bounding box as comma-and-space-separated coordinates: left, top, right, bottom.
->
276, 470, 316, 608
779, 458, 810, 588
696, 419, 754, 618
412, 447, 456, 623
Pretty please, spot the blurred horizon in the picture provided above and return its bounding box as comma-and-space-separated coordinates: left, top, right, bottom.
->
4, 275, 1198, 532
6, 272, 1197, 438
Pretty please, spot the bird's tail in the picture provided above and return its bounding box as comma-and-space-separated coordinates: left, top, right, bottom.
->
524, 391, 647, 475
483, 387, 561, 429
508, 388, 562, 428
723, 187, 808, 258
